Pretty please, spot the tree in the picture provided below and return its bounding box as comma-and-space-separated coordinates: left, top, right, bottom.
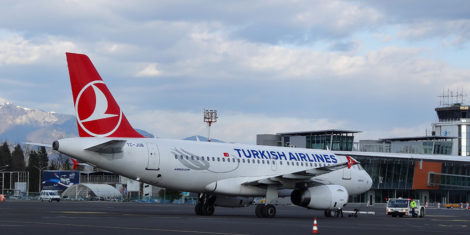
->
10, 144, 26, 171
51, 153, 72, 170
27, 150, 40, 192
49, 159, 59, 170
0, 141, 11, 170
38, 147, 49, 170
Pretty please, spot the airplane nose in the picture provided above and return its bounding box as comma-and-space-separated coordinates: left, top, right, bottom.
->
366, 174, 373, 190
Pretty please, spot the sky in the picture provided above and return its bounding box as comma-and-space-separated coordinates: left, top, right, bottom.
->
0, 0, 469, 144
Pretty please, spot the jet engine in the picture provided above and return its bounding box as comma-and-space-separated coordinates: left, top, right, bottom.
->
214, 196, 254, 208
290, 185, 348, 210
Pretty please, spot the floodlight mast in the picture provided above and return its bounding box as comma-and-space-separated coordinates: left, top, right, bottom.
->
204, 109, 218, 142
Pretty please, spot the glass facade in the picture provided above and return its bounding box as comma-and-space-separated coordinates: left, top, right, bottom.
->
306, 135, 354, 151
349, 156, 470, 204
433, 142, 453, 155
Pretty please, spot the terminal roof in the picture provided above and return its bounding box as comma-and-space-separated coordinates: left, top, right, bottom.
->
334, 151, 470, 163
277, 129, 361, 136
379, 136, 456, 142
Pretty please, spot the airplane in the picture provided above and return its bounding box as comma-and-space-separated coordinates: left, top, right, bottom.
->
52, 52, 373, 218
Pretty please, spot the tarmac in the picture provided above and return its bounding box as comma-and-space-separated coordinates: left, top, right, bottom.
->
0, 200, 469, 235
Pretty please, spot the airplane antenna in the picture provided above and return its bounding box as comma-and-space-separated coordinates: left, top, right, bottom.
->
204, 109, 218, 142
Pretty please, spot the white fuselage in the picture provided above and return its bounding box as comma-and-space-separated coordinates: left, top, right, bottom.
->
56, 137, 372, 196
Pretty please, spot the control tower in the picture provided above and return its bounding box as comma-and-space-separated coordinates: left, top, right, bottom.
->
432, 90, 469, 156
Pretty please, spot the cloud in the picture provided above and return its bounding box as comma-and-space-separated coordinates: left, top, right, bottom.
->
0, 0, 469, 144
129, 109, 346, 144
135, 63, 162, 77
397, 20, 470, 46
0, 31, 77, 66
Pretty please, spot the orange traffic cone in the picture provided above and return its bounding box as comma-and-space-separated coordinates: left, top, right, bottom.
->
312, 217, 319, 234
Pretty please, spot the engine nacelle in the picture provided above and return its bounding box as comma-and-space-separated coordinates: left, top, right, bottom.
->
214, 196, 254, 208
291, 185, 348, 210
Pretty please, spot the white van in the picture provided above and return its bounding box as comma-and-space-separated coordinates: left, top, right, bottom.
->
39, 190, 61, 202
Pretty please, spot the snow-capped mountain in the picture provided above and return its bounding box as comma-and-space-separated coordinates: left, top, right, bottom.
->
0, 98, 77, 144
0, 98, 156, 144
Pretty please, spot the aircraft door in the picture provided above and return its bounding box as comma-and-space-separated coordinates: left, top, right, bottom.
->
146, 143, 160, 170
270, 159, 277, 171
342, 168, 352, 180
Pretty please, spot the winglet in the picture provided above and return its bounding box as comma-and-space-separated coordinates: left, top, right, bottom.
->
346, 156, 358, 169
71, 158, 79, 170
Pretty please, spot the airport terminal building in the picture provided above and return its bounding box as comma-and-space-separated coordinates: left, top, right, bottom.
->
257, 103, 470, 205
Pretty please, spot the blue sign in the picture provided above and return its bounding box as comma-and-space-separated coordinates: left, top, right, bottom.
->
42, 171, 79, 191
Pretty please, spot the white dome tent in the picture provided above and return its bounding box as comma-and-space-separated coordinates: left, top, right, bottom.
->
62, 183, 123, 200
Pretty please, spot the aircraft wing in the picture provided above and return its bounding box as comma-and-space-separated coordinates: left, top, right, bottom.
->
242, 161, 350, 187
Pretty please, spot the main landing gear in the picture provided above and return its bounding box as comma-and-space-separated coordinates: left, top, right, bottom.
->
255, 204, 276, 218
195, 194, 216, 216
255, 185, 278, 218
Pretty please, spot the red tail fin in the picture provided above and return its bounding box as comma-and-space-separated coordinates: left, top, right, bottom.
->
66, 52, 144, 138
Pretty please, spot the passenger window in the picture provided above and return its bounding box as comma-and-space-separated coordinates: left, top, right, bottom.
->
174, 155, 177, 159
280, 161, 283, 165
217, 158, 220, 162
185, 156, 189, 160
296, 162, 299, 166
287, 162, 289, 166
262, 160, 264, 164
212, 157, 215, 161
222, 158, 225, 162
257, 160, 260, 164
242, 159, 245, 163
196, 156, 199, 160
237, 159, 240, 163
191, 156, 194, 160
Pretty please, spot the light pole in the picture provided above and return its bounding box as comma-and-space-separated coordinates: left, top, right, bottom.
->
0, 165, 8, 195
203, 109, 218, 142
32, 166, 47, 193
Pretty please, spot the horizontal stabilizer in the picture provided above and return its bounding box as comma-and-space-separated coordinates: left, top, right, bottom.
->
85, 140, 126, 153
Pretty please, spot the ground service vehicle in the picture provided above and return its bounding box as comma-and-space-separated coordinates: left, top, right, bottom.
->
386, 198, 424, 217
39, 190, 61, 202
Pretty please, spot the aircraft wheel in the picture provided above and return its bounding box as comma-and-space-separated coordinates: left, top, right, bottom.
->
264, 204, 276, 218
195, 203, 203, 215
202, 204, 215, 216
255, 204, 265, 218
324, 209, 334, 217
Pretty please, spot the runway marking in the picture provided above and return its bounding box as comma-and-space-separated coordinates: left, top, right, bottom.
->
60, 211, 107, 214
59, 210, 182, 219
432, 219, 470, 222
1, 220, 248, 235
426, 215, 457, 218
